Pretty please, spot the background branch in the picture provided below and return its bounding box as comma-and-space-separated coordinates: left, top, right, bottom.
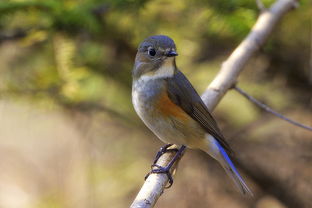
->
130, 0, 299, 207
0, 29, 28, 43
234, 86, 312, 131
256, 0, 267, 11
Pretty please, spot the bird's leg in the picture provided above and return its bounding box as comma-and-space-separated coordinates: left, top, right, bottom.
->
145, 145, 186, 188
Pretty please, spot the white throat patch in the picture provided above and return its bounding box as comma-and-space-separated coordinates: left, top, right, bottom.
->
139, 58, 175, 81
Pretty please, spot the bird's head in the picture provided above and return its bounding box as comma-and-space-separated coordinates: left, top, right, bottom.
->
132, 35, 178, 80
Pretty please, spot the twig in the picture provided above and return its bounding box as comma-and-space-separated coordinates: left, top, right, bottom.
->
233, 86, 312, 131
130, 0, 299, 207
256, 0, 267, 12
0, 29, 27, 43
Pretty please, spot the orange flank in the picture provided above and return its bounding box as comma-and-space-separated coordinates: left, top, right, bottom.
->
156, 91, 189, 121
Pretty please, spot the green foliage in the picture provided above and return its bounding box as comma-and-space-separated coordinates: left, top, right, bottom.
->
0, 0, 310, 117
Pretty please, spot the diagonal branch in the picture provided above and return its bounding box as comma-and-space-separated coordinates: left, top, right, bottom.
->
201, 0, 298, 110
130, 0, 299, 207
234, 86, 312, 131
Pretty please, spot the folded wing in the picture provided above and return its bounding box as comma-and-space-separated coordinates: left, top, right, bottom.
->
166, 70, 233, 155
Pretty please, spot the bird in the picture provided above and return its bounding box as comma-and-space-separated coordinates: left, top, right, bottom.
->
132, 35, 252, 195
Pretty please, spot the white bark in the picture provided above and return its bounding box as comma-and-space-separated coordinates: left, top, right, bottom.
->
130, 145, 183, 208
201, 0, 298, 110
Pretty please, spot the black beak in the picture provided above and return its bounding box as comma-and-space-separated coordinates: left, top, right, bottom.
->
166, 51, 178, 57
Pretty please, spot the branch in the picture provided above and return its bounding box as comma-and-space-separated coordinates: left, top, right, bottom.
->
130, 0, 298, 207
201, 0, 298, 110
0, 29, 27, 43
256, 0, 267, 12
130, 145, 184, 207
234, 86, 312, 131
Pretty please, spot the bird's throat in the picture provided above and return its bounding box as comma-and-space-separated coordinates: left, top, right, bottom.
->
139, 58, 176, 81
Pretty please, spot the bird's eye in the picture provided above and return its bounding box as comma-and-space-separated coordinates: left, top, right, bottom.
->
148, 48, 156, 56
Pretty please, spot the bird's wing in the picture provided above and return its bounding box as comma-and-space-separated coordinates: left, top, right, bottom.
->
166, 70, 233, 155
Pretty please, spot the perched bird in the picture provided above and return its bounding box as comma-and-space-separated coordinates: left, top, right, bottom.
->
132, 35, 252, 195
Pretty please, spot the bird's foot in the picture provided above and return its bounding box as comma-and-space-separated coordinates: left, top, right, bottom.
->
145, 145, 186, 188
153, 144, 178, 164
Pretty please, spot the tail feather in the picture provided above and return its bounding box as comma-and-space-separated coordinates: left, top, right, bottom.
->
204, 135, 253, 196
215, 141, 253, 196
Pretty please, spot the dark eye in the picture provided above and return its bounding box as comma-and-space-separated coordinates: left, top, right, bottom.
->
148, 48, 156, 56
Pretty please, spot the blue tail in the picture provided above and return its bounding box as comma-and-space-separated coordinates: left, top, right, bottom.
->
215, 141, 253, 196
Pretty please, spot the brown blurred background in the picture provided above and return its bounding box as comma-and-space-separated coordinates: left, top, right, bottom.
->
0, 0, 311, 207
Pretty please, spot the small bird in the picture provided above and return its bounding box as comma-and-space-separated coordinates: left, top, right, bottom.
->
132, 35, 252, 195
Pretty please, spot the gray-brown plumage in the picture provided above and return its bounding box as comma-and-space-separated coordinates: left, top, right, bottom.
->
132, 35, 252, 195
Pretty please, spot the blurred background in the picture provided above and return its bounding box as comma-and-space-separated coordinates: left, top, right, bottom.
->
0, 0, 311, 207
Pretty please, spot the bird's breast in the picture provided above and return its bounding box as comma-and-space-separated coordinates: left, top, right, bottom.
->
132, 78, 205, 146
132, 78, 164, 118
